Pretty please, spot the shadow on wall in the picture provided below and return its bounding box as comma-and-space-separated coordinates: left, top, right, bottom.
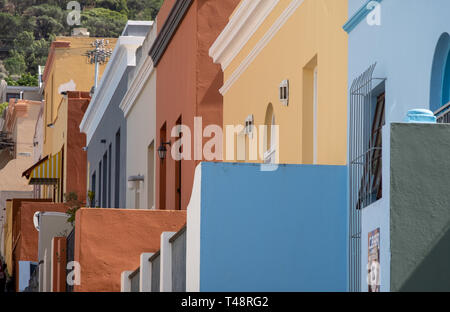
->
399, 222, 450, 292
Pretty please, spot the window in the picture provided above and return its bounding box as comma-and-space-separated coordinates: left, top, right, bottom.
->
115, 129, 121, 208
430, 32, 450, 121
98, 161, 102, 208
175, 117, 182, 210
159, 123, 167, 210
148, 141, 155, 209
349, 63, 386, 292
102, 152, 107, 208
264, 104, 277, 164
91, 172, 96, 207
108, 144, 112, 208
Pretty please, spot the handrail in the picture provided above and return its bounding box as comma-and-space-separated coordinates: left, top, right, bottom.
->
148, 250, 160, 262
169, 224, 186, 243
434, 101, 450, 116
128, 267, 140, 280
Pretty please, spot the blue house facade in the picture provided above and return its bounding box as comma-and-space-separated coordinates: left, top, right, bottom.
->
80, 21, 153, 208
345, 0, 450, 292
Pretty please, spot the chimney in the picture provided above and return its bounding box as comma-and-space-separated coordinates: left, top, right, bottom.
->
72, 28, 90, 37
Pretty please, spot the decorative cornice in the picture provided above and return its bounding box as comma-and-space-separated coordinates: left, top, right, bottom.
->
209, 0, 280, 71
80, 36, 145, 144
149, 0, 193, 66
119, 55, 155, 117
343, 0, 383, 34
220, 0, 304, 95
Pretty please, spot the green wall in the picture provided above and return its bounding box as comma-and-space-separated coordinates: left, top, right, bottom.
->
390, 123, 450, 291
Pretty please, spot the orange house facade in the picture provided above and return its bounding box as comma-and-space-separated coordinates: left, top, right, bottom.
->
152, 0, 240, 211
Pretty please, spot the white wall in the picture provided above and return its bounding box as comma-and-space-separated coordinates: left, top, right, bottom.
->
125, 67, 157, 209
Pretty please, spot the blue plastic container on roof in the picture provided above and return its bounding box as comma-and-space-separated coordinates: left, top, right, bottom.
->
405, 109, 437, 123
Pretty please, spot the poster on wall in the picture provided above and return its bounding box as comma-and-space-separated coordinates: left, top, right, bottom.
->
368, 228, 380, 292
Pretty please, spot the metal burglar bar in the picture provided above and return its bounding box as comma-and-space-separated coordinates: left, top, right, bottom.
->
434, 102, 450, 123
349, 63, 385, 292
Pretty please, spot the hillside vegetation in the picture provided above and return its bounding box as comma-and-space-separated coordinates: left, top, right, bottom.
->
0, 0, 163, 85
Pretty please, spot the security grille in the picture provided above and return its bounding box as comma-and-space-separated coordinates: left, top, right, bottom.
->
349, 63, 385, 292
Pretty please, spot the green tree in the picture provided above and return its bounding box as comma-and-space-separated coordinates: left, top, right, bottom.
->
81, 7, 127, 37
8, 32, 53, 76
24, 4, 66, 39
4, 51, 26, 75
127, 0, 162, 20
16, 73, 39, 86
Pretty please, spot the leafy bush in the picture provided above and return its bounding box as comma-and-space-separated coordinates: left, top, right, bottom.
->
65, 192, 84, 225
0, 102, 8, 116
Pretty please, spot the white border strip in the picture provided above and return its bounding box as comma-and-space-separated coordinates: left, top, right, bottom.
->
220, 0, 304, 96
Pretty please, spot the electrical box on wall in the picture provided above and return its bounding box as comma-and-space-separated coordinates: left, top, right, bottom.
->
279, 80, 289, 106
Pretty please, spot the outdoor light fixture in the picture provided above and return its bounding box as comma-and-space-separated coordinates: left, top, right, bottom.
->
82, 146, 88, 151
47, 123, 54, 128
128, 175, 145, 190
158, 141, 171, 160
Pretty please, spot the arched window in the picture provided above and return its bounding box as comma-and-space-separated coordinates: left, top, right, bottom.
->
430, 33, 450, 112
264, 103, 276, 163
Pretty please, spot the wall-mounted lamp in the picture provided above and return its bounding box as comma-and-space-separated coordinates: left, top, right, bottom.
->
158, 141, 171, 160
100, 139, 107, 144
127, 175, 145, 190
47, 123, 54, 128
82, 146, 88, 151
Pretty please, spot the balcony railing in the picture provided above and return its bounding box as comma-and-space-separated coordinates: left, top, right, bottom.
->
434, 102, 450, 123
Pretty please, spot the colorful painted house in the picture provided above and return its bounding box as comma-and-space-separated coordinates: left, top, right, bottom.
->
22, 92, 91, 204
0, 99, 41, 261
80, 21, 152, 209
119, 21, 158, 210
345, 0, 450, 292
151, 0, 240, 211
26, 36, 116, 202
210, 0, 348, 165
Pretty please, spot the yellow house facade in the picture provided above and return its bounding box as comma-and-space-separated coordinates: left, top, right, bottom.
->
35, 36, 116, 200
42, 36, 116, 157
210, 0, 348, 165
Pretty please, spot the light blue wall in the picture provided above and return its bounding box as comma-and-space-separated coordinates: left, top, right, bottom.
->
197, 162, 348, 292
347, 0, 450, 291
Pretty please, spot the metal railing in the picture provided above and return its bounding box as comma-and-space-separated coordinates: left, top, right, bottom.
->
129, 267, 140, 292
434, 102, 450, 123
170, 225, 186, 292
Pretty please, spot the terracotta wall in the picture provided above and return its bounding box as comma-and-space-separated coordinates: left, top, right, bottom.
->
13, 202, 68, 291
52, 237, 67, 292
74, 208, 186, 292
156, 0, 176, 33
155, 0, 240, 211
65, 91, 90, 203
